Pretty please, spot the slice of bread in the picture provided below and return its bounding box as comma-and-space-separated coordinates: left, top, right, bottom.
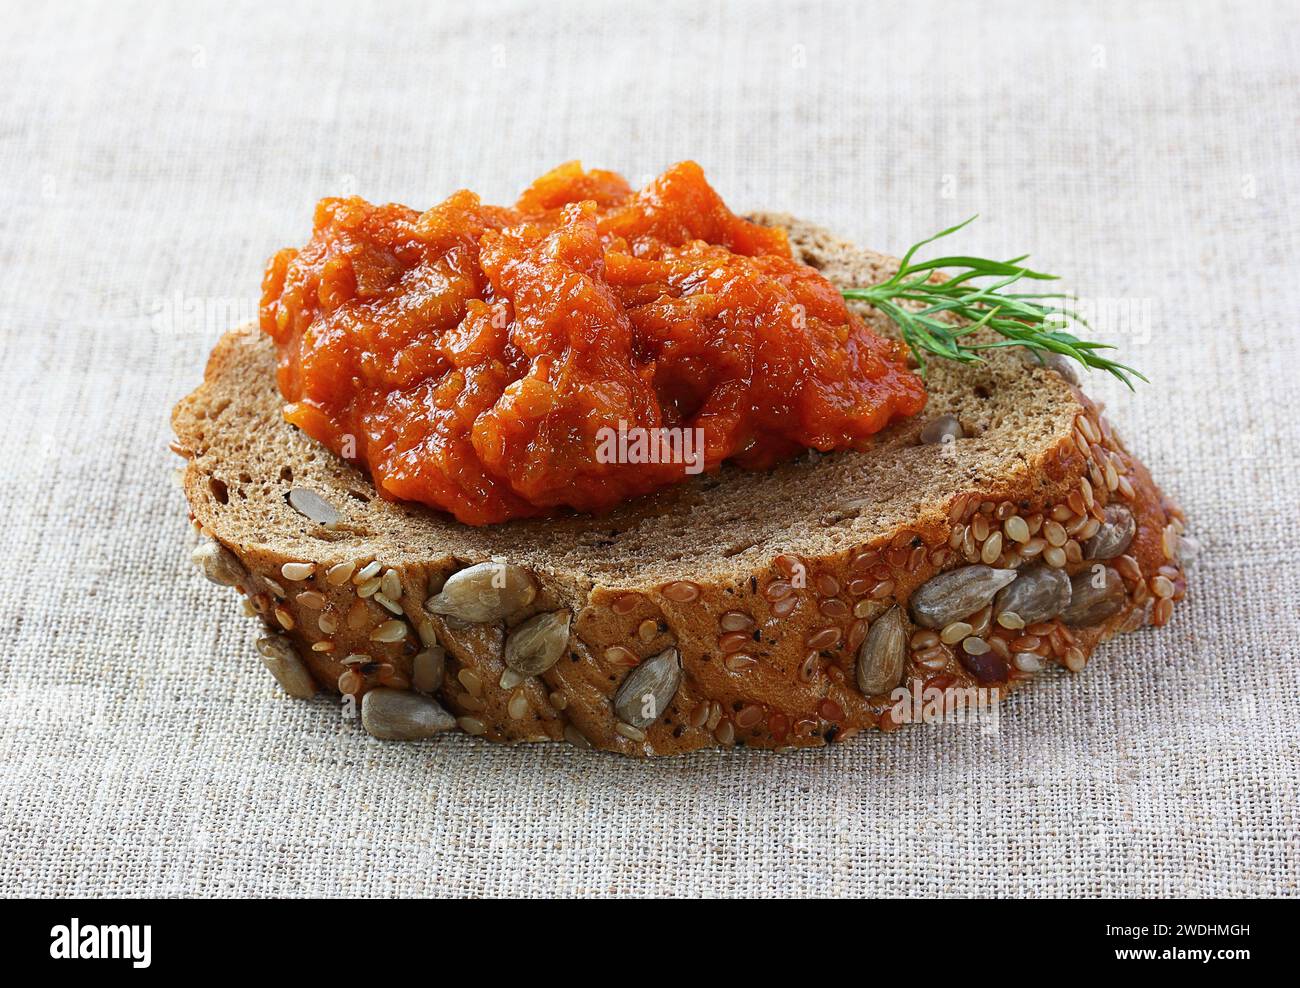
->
171, 215, 1189, 756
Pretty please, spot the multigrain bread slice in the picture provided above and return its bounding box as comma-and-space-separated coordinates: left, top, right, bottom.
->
171, 215, 1190, 756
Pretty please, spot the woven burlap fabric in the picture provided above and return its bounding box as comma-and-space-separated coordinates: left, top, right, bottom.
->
1, 0, 1297, 898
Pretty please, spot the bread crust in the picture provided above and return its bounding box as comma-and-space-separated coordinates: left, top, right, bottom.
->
171, 219, 1189, 757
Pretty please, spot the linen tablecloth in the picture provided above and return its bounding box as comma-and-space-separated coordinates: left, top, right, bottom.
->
2, 0, 1297, 897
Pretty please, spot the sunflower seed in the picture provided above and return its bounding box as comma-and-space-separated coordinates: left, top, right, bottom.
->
286, 487, 342, 527
1061, 565, 1126, 626
504, 610, 571, 675
993, 564, 1072, 625
856, 605, 906, 695
426, 561, 537, 622
361, 687, 455, 739
412, 646, 446, 693
1083, 504, 1136, 560
255, 634, 317, 699
191, 540, 246, 587
910, 565, 1017, 628
614, 647, 681, 729
920, 414, 965, 445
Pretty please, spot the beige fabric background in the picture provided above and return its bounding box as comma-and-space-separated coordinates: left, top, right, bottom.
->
2, 0, 1297, 898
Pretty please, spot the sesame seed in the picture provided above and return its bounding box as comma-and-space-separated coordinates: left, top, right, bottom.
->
821, 598, 850, 619
774, 553, 803, 577
281, 562, 314, 581
911, 629, 939, 649
337, 670, 361, 694
688, 702, 710, 728
1044, 520, 1068, 546
771, 596, 797, 618
507, 690, 528, 720
981, 532, 1004, 564
762, 579, 793, 602
369, 619, 407, 643
499, 668, 525, 690
1005, 515, 1030, 544
325, 561, 355, 586
615, 722, 647, 742
353, 560, 383, 584
1104, 458, 1119, 492
603, 646, 638, 667
997, 610, 1025, 630
940, 621, 972, 645
457, 669, 483, 697
719, 610, 755, 632
380, 568, 402, 600
296, 591, 326, 609
719, 631, 752, 653
1162, 524, 1180, 559
1013, 652, 1043, 673
725, 653, 757, 672
869, 579, 895, 600
804, 626, 841, 650
1077, 415, 1100, 444
372, 592, 403, 615
915, 646, 948, 669
661, 580, 700, 603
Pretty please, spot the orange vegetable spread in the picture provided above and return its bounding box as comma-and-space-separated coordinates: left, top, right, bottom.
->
260, 161, 926, 525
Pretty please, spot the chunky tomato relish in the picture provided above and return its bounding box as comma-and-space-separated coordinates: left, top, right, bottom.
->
260, 162, 926, 525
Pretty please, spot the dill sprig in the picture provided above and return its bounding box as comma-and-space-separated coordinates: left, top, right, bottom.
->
841, 216, 1146, 389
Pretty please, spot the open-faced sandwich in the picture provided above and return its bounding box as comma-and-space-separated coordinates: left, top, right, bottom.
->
172, 161, 1191, 756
